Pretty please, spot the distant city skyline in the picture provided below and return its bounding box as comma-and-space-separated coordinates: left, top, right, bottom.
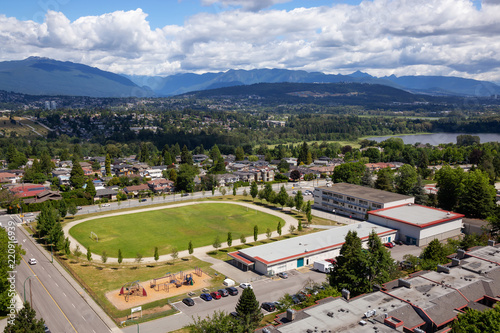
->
0, 0, 499, 83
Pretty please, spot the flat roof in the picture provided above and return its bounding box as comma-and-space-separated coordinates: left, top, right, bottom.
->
232, 222, 396, 265
369, 204, 464, 228
317, 183, 413, 204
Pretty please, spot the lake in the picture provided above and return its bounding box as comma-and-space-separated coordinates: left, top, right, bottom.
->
367, 133, 500, 145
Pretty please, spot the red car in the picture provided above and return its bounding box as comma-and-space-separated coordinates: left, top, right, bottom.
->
384, 242, 394, 248
210, 291, 222, 300
325, 258, 337, 265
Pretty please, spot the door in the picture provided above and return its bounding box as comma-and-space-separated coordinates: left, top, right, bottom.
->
297, 258, 304, 268
388, 236, 392, 242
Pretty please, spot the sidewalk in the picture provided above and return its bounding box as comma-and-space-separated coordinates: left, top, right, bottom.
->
63, 201, 297, 264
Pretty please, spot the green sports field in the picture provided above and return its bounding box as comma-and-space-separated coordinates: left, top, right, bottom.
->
69, 203, 283, 258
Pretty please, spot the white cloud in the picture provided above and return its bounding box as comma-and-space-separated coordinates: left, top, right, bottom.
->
200, 0, 291, 11
0, 0, 500, 81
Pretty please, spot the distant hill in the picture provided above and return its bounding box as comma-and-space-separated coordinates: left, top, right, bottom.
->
0, 57, 153, 97
126, 68, 500, 97
179, 82, 431, 106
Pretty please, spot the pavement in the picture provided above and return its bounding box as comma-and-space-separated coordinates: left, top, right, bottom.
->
62, 201, 298, 264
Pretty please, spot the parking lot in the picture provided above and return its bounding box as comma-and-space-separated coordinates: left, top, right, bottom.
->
388, 243, 422, 261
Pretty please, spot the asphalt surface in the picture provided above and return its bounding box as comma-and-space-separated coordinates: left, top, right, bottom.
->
122, 268, 328, 333
8, 216, 115, 333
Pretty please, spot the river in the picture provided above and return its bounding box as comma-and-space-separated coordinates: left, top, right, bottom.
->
368, 133, 500, 145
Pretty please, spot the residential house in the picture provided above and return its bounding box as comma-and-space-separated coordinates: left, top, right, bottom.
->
10, 184, 49, 198
0, 172, 19, 184
147, 178, 174, 193
95, 187, 118, 201
23, 190, 62, 204
123, 184, 150, 197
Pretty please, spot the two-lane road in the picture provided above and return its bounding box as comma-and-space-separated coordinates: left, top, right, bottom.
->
12, 218, 115, 333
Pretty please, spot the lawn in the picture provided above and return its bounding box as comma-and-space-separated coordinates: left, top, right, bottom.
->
69, 203, 283, 258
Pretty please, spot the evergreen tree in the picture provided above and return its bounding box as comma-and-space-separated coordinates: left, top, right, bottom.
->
253, 225, 258, 242
305, 201, 312, 225
85, 179, 96, 203
58, 200, 67, 219
263, 183, 273, 202
68, 202, 78, 217
49, 220, 65, 251
277, 221, 282, 236
294, 190, 304, 211
40, 151, 53, 175
298, 142, 310, 165
175, 164, 197, 192
105, 153, 111, 176
163, 150, 173, 165
235, 146, 245, 161
154, 247, 159, 262
168, 168, 177, 183
367, 231, 396, 286
276, 186, 288, 208
435, 165, 464, 211
235, 288, 263, 332
395, 164, 418, 195
181, 145, 193, 165
36, 204, 58, 238
188, 240, 194, 255
329, 231, 371, 296
87, 246, 92, 262
375, 167, 394, 192
210, 144, 222, 165
4, 302, 46, 333
250, 182, 258, 201
457, 169, 496, 218
118, 249, 123, 264
64, 237, 71, 255
227, 232, 232, 247
421, 239, 447, 264
70, 161, 86, 189
101, 251, 108, 264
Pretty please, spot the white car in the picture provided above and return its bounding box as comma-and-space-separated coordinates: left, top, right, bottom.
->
102, 203, 110, 207
28, 258, 37, 265
240, 283, 253, 289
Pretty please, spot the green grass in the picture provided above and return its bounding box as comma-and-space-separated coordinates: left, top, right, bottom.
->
69, 203, 283, 258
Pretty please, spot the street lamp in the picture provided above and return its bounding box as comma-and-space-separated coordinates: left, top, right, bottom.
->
23, 275, 36, 303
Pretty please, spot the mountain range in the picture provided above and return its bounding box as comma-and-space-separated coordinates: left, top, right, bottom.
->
0, 57, 499, 98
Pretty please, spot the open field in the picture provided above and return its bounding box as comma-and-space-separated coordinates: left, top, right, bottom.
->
0, 116, 49, 137
69, 203, 283, 258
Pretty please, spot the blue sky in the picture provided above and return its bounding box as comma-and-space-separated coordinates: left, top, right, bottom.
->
0, 0, 499, 82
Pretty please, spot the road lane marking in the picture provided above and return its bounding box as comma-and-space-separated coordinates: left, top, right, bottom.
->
63, 292, 67, 297
23, 259, 78, 333
82, 316, 87, 321
55, 282, 59, 287
72, 303, 76, 308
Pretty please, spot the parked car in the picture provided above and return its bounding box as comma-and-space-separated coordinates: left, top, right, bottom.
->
182, 298, 195, 306
140, 198, 147, 202
291, 295, 300, 304
76, 206, 82, 210
210, 291, 222, 300
182, 193, 189, 196
102, 203, 110, 207
240, 283, 252, 289
226, 287, 239, 296
296, 293, 307, 302
200, 293, 213, 301
277, 272, 289, 279
395, 240, 404, 245
384, 242, 394, 248
218, 289, 229, 297
28, 258, 37, 265
325, 258, 337, 265
261, 302, 276, 312
44, 324, 51, 333
230, 312, 239, 318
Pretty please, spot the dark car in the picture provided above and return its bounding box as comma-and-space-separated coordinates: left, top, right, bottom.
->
218, 289, 229, 297
182, 297, 195, 306
182, 193, 189, 196
261, 302, 276, 312
226, 286, 239, 296
140, 198, 147, 202
291, 295, 300, 304
200, 293, 213, 301
395, 240, 404, 245
230, 312, 239, 318
44, 325, 51, 333
296, 293, 307, 302
277, 272, 288, 279
210, 291, 222, 300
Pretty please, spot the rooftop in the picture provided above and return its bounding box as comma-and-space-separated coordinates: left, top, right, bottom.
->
233, 222, 396, 265
317, 183, 413, 204
369, 204, 464, 228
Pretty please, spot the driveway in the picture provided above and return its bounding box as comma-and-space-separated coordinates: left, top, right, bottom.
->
389, 244, 422, 261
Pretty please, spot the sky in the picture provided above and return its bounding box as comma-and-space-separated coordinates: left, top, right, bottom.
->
1, 0, 500, 82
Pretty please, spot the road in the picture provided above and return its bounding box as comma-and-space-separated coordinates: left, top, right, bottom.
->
6, 216, 116, 333
122, 269, 328, 333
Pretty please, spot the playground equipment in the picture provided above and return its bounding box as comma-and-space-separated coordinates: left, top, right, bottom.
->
184, 273, 194, 286
149, 271, 195, 292
119, 281, 147, 302
194, 267, 203, 277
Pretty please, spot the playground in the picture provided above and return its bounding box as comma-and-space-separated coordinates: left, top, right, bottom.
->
105, 268, 210, 310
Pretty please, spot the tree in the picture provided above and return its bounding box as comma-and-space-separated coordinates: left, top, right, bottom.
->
305, 201, 312, 225
294, 190, 304, 211
74, 245, 82, 261
154, 247, 159, 262
451, 305, 500, 332
332, 161, 366, 184
289, 169, 301, 181
58, 200, 67, 219
85, 179, 97, 203
64, 237, 71, 255
329, 231, 371, 296
70, 161, 86, 189
250, 182, 258, 201
86, 246, 92, 262
68, 202, 78, 217
118, 249, 123, 264
266, 228, 272, 239
366, 231, 396, 286
421, 239, 447, 264
457, 169, 496, 218
101, 251, 108, 263
213, 235, 222, 252
4, 302, 46, 333
277, 221, 282, 236
289, 225, 296, 234
135, 253, 143, 263
181, 145, 193, 165
36, 204, 58, 239
409, 176, 428, 205
105, 153, 111, 176
395, 164, 418, 195
168, 168, 177, 183
186, 310, 241, 333
235, 146, 245, 161
171, 248, 179, 263
375, 168, 394, 192
188, 240, 194, 255
435, 165, 464, 211
243, 189, 248, 198
263, 183, 273, 202
277, 159, 290, 173
298, 220, 303, 232
276, 186, 289, 208
240, 234, 246, 244
235, 288, 263, 332
298, 142, 310, 165
209, 144, 222, 165
227, 232, 232, 247
233, 185, 237, 196
253, 225, 258, 242
175, 164, 197, 192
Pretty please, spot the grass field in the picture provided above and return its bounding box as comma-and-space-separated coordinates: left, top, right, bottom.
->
69, 203, 283, 258
0, 117, 49, 137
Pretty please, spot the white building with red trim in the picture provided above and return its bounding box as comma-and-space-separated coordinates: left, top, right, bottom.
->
229, 222, 397, 275
368, 204, 464, 246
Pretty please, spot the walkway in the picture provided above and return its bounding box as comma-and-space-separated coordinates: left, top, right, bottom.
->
62, 201, 297, 264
